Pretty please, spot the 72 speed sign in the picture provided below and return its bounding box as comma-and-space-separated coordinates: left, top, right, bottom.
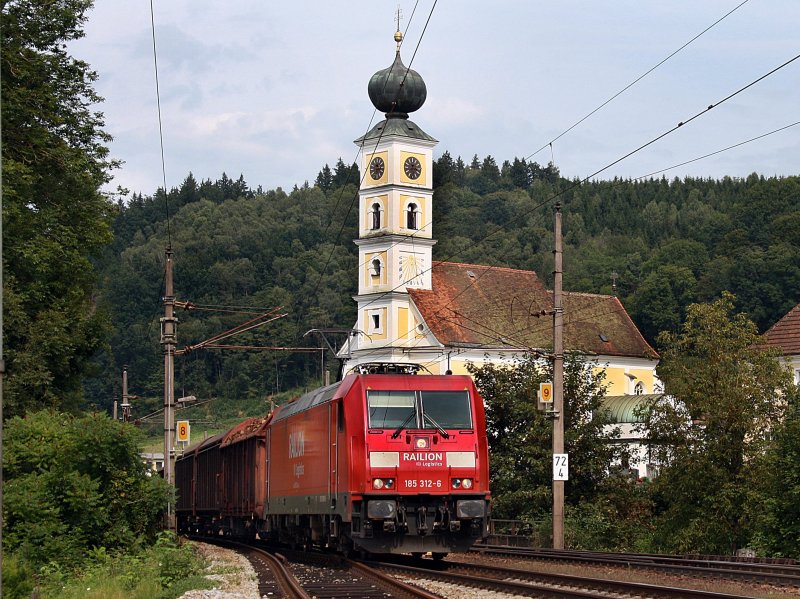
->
553, 453, 568, 481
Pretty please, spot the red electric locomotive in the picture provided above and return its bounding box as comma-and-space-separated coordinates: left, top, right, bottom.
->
176, 364, 491, 556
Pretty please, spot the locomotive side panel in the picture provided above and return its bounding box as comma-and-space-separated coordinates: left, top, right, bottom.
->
267, 405, 333, 514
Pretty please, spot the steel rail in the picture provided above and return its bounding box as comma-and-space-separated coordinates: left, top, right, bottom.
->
371, 558, 761, 599
347, 558, 442, 599
473, 545, 800, 586
188, 537, 311, 598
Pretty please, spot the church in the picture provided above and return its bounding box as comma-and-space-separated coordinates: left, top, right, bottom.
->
338, 30, 660, 423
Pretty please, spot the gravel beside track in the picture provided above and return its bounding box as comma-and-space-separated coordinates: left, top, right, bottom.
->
178, 541, 260, 599
456, 550, 800, 598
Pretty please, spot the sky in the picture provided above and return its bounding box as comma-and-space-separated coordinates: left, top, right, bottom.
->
72, 1, 800, 197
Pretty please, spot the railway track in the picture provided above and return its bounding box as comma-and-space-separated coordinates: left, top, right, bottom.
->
191, 536, 797, 598
473, 544, 800, 587
372, 555, 778, 598
190, 537, 439, 598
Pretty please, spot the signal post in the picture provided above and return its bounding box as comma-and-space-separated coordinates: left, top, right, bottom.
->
552, 203, 565, 550
161, 248, 177, 530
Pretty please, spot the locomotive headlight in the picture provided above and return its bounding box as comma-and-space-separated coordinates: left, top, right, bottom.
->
384, 478, 395, 489
452, 478, 462, 489
373, 478, 385, 490
462, 478, 473, 489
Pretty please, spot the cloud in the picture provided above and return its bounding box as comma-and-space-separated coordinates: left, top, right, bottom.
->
425, 97, 484, 127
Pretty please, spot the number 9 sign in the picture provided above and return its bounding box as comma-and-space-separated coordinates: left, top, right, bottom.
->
176, 420, 190, 443
539, 382, 553, 403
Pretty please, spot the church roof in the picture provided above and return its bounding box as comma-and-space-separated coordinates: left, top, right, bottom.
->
603, 394, 662, 423
407, 261, 657, 359
762, 302, 800, 356
354, 118, 436, 144
368, 49, 427, 116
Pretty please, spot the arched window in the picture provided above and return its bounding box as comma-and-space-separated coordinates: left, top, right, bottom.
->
406, 202, 418, 230
634, 381, 645, 395
371, 258, 381, 278
370, 202, 381, 230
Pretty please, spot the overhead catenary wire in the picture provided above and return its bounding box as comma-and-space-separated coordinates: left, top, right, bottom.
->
352, 52, 800, 321
294, 0, 436, 340
423, 122, 800, 354
524, 0, 751, 162
633, 120, 800, 181
149, 0, 171, 249
310, 0, 434, 290
344, 114, 800, 365
296, 0, 743, 357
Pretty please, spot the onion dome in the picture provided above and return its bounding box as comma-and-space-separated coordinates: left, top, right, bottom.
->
368, 31, 427, 119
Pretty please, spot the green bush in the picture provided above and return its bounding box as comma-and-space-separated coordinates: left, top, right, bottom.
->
1, 552, 36, 599
2, 410, 172, 569
33, 533, 209, 599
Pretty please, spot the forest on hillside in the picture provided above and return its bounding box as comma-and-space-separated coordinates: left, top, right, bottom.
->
84, 156, 800, 412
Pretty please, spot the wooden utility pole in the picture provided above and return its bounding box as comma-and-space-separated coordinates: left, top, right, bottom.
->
161, 248, 177, 529
552, 203, 565, 549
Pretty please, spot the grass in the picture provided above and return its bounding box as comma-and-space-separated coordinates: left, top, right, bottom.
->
30, 534, 213, 599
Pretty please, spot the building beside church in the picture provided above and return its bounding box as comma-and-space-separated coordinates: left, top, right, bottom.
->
338, 31, 660, 475
762, 302, 800, 385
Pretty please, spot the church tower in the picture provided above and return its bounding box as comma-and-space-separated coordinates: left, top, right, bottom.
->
343, 29, 437, 369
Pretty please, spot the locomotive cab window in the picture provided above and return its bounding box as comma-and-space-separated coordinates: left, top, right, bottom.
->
367, 389, 472, 431
367, 390, 416, 428
421, 390, 472, 429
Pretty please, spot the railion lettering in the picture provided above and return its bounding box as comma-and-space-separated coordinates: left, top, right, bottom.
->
289, 431, 305, 458
402, 452, 443, 462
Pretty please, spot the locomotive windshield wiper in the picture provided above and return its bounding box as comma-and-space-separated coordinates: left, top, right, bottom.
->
391, 412, 416, 439
423, 413, 450, 438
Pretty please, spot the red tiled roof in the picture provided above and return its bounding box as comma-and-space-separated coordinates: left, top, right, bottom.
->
763, 302, 800, 356
407, 261, 657, 359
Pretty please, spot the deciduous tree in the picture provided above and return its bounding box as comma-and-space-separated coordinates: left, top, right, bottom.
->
2, 0, 116, 416
640, 293, 792, 553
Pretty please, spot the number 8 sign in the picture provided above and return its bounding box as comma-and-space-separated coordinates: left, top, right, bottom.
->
176, 420, 190, 443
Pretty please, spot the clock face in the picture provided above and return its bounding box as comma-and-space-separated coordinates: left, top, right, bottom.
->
369, 156, 385, 180
404, 156, 422, 180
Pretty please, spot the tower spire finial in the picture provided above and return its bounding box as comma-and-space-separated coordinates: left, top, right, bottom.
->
394, 5, 403, 50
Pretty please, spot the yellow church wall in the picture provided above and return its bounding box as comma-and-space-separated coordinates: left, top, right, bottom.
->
447, 360, 473, 376
398, 307, 409, 340
628, 368, 656, 393
597, 365, 657, 395
601, 368, 626, 395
